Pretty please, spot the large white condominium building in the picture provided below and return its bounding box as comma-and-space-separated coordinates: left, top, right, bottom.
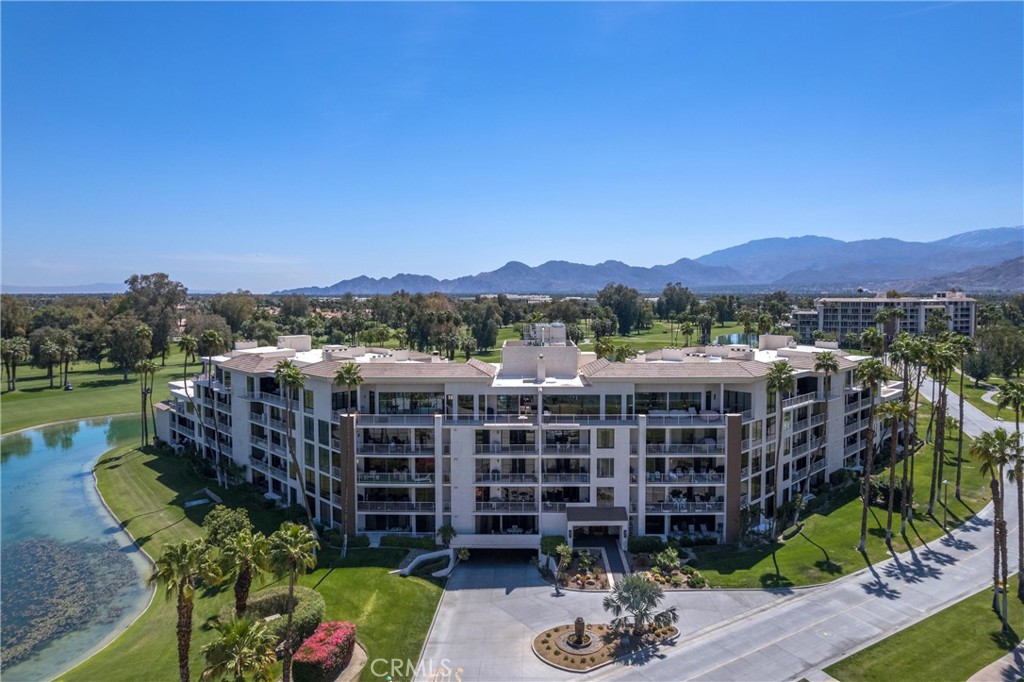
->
156, 324, 902, 551
791, 291, 976, 342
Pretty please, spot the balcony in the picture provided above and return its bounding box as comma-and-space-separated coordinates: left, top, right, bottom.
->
646, 471, 725, 485
475, 473, 538, 484
249, 412, 268, 425
844, 442, 861, 457
243, 392, 287, 408
268, 418, 290, 432
541, 472, 590, 484
541, 444, 590, 455
644, 412, 726, 427
783, 392, 822, 410
353, 413, 436, 426
474, 444, 537, 455
741, 437, 763, 451
249, 457, 269, 474
332, 466, 343, 479
358, 501, 436, 512
358, 443, 434, 455
541, 413, 636, 426
645, 443, 724, 455
357, 472, 435, 484
644, 500, 725, 514
844, 420, 867, 435
475, 501, 538, 513
251, 435, 268, 449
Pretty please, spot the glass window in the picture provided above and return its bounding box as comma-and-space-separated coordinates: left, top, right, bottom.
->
605, 395, 621, 418
304, 442, 315, 467
318, 420, 330, 444
597, 429, 615, 449
724, 390, 751, 414
597, 458, 614, 478
597, 487, 614, 507
223, 372, 231, 388
304, 416, 314, 441
303, 389, 314, 411
635, 392, 666, 414
246, 376, 255, 394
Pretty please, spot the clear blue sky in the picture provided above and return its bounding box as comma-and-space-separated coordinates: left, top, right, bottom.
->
3, 2, 1022, 292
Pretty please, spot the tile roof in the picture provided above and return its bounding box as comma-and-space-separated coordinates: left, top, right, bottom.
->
777, 352, 857, 372
581, 359, 768, 379
219, 354, 286, 374
300, 359, 494, 381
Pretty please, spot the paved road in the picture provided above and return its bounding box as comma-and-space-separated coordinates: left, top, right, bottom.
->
416, 385, 1016, 682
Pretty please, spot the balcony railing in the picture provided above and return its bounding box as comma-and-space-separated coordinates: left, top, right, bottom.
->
249, 412, 267, 425
783, 392, 822, 410
357, 472, 434, 484
541, 473, 590, 484
541, 444, 590, 455
541, 414, 636, 426
251, 435, 268, 448
357, 501, 436, 512
646, 472, 725, 484
644, 412, 727, 426
844, 443, 861, 456
741, 437, 763, 451
474, 444, 536, 455
354, 413, 436, 426
243, 392, 287, 408
644, 500, 725, 513
268, 418, 290, 432
844, 420, 867, 435
249, 457, 268, 473
332, 466, 343, 479
358, 444, 434, 455
475, 501, 538, 513
645, 443, 724, 455
475, 473, 538, 484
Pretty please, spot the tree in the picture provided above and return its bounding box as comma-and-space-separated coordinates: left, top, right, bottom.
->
948, 334, 974, 498
860, 326, 885, 358
276, 360, 317, 534
766, 360, 795, 534
135, 359, 159, 446
878, 400, 911, 546
925, 341, 957, 515
107, 317, 152, 381
203, 505, 254, 549
553, 543, 572, 597
268, 522, 319, 682
1006, 431, 1024, 601
149, 538, 222, 682
222, 528, 270, 618
602, 573, 679, 638
40, 338, 61, 389
436, 523, 457, 549
54, 329, 78, 387
209, 291, 258, 335
1, 336, 30, 391
124, 273, 188, 364
679, 320, 695, 347
855, 358, 889, 553
333, 362, 364, 415
971, 428, 1016, 630
995, 381, 1024, 434
0, 294, 30, 338
596, 283, 642, 336
200, 616, 277, 682
799, 351, 840, 516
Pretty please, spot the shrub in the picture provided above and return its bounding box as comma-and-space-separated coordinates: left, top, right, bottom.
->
670, 574, 683, 587
627, 536, 666, 554
652, 547, 680, 571
379, 535, 437, 550
292, 621, 357, 682
413, 557, 450, 577
221, 586, 325, 647
346, 534, 370, 548
541, 535, 568, 557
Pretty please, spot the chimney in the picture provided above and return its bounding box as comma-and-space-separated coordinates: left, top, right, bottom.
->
537, 354, 546, 383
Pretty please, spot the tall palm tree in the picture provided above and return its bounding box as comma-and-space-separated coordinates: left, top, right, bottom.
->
135, 359, 158, 447
268, 522, 319, 682
1005, 431, 1024, 600
949, 334, 974, 499
926, 341, 957, 515
679, 320, 695, 347
149, 538, 222, 682
766, 360, 795, 534
178, 333, 202, 450
275, 359, 317, 533
995, 381, 1024, 434
879, 400, 911, 546
2, 336, 30, 391
803, 351, 841, 499
41, 338, 61, 389
223, 529, 270, 617
55, 329, 77, 387
602, 573, 679, 638
200, 617, 277, 682
971, 428, 1016, 630
904, 335, 930, 525
333, 362, 364, 414
855, 358, 889, 553
860, 326, 885, 359
200, 330, 228, 472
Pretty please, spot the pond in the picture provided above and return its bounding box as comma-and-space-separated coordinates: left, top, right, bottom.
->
1, 416, 151, 681
713, 332, 758, 347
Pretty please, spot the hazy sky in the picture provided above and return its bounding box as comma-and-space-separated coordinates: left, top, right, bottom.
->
2, 2, 1022, 292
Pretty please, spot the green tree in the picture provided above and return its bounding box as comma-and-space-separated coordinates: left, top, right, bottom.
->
596, 283, 643, 336
222, 528, 269, 618
553, 543, 572, 597
766, 360, 795, 534
268, 522, 319, 682
40, 338, 61, 389
602, 573, 679, 637
199, 617, 277, 682
203, 505, 254, 549
855, 358, 889, 553
860, 326, 885, 358
436, 523, 457, 549
878, 400, 911, 546
276, 360, 317, 534
925, 341, 957, 515
124, 273, 188, 365
995, 381, 1024, 434
107, 317, 152, 381
135, 358, 158, 446
1, 336, 30, 391
1006, 431, 1024, 601
971, 428, 1017, 630
948, 334, 974, 498
149, 538, 222, 682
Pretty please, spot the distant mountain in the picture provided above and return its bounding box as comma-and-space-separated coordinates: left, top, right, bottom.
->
0, 282, 126, 294
268, 225, 1023, 295
880, 256, 1024, 293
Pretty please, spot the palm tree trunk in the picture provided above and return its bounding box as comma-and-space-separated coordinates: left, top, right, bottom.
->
999, 500, 1009, 631
927, 382, 944, 515
235, 561, 252, 617
772, 401, 784, 535
177, 590, 193, 682
285, 393, 317, 533
858, 421, 875, 553
991, 478, 1001, 614
1017, 466, 1024, 601
282, 570, 296, 682
955, 362, 965, 498
908, 366, 923, 522
885, 419, 898, 545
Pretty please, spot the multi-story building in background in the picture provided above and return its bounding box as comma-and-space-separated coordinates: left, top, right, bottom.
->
791, 291, 976, 342
156, 324, 901, 551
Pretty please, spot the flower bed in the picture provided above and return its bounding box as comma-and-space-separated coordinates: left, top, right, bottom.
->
292, 621, 357, 682
558, 549, 609, 591
532, 622, 679, 672
629, 546, 708, 588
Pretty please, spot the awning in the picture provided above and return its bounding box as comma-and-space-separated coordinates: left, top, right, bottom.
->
566, 506, 628, 524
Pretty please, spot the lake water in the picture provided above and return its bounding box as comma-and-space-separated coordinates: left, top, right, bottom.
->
1, 417, 151, 681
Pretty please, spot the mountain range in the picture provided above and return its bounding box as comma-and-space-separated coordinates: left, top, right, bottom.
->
278, 226, 1024, 295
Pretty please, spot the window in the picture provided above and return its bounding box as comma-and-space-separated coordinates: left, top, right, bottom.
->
597, 429, 615, 449
223, 372, 231, 388
303, 389, 314, 411
318, 420, 330, 444
597, 458, 614, 478
246, 376, 255, 394
304, 416, 314, 441
597, 487, 614, 507
605, 395, 621, 418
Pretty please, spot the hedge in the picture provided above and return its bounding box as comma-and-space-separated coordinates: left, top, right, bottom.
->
292, 621, 357, 682
627, 536, 667, 554
379, 535, 437, 550
221, 586, 325, 647
412, 557, 450, 577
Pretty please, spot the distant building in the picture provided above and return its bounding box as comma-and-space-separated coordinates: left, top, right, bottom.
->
156, 326, 902, 552
791, 291, 976, 342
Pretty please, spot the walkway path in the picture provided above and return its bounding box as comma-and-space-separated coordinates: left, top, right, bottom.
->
575, 535, 628, 585
417, 382, 1017, 682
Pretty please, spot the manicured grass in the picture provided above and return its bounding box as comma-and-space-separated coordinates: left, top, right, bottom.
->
60, 446, 442, 682
824, 576, 1022, 682
696, 407, 989, 588
1, 348, 197, 434
956, 375, 1022, 423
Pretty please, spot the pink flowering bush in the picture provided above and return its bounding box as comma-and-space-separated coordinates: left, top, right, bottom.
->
292, 621, 357, 682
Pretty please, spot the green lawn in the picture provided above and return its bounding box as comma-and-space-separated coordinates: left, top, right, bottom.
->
697, 408, 989, 588
1, 347, 197, 434
825, 577, 1022, 682
955, 374, 1022, 423
60, 446, 442, 682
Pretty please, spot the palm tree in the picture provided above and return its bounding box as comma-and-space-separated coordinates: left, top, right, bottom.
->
223, 529, 270, 617
800, 351, 840, 508
268, 522, 320, 682
436, 523, 457, 549
679, 320, 695, 347
41, 339, 61, 389
2, 336, 30, 391
879, 400, 911, 546
949, 334, 974, 499
926, 341, 957, 515
766, 361, 795, 534
149, 538, 222, 682
275, 359, 317, 534
553, 543, 572, 596
200, 617, 277, 682
855, 358, 889, 553
971, 428, 1016, 630
135, 359, 158, 446
55, 329, 77, 387
179, 333, 199, 383
860, 326, 885, 359
996, 381, 1024, 434
200, 330, 227, 470
1005, 431, 1024, 600
602, 573, 679, 638
333, 362, 364, 415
